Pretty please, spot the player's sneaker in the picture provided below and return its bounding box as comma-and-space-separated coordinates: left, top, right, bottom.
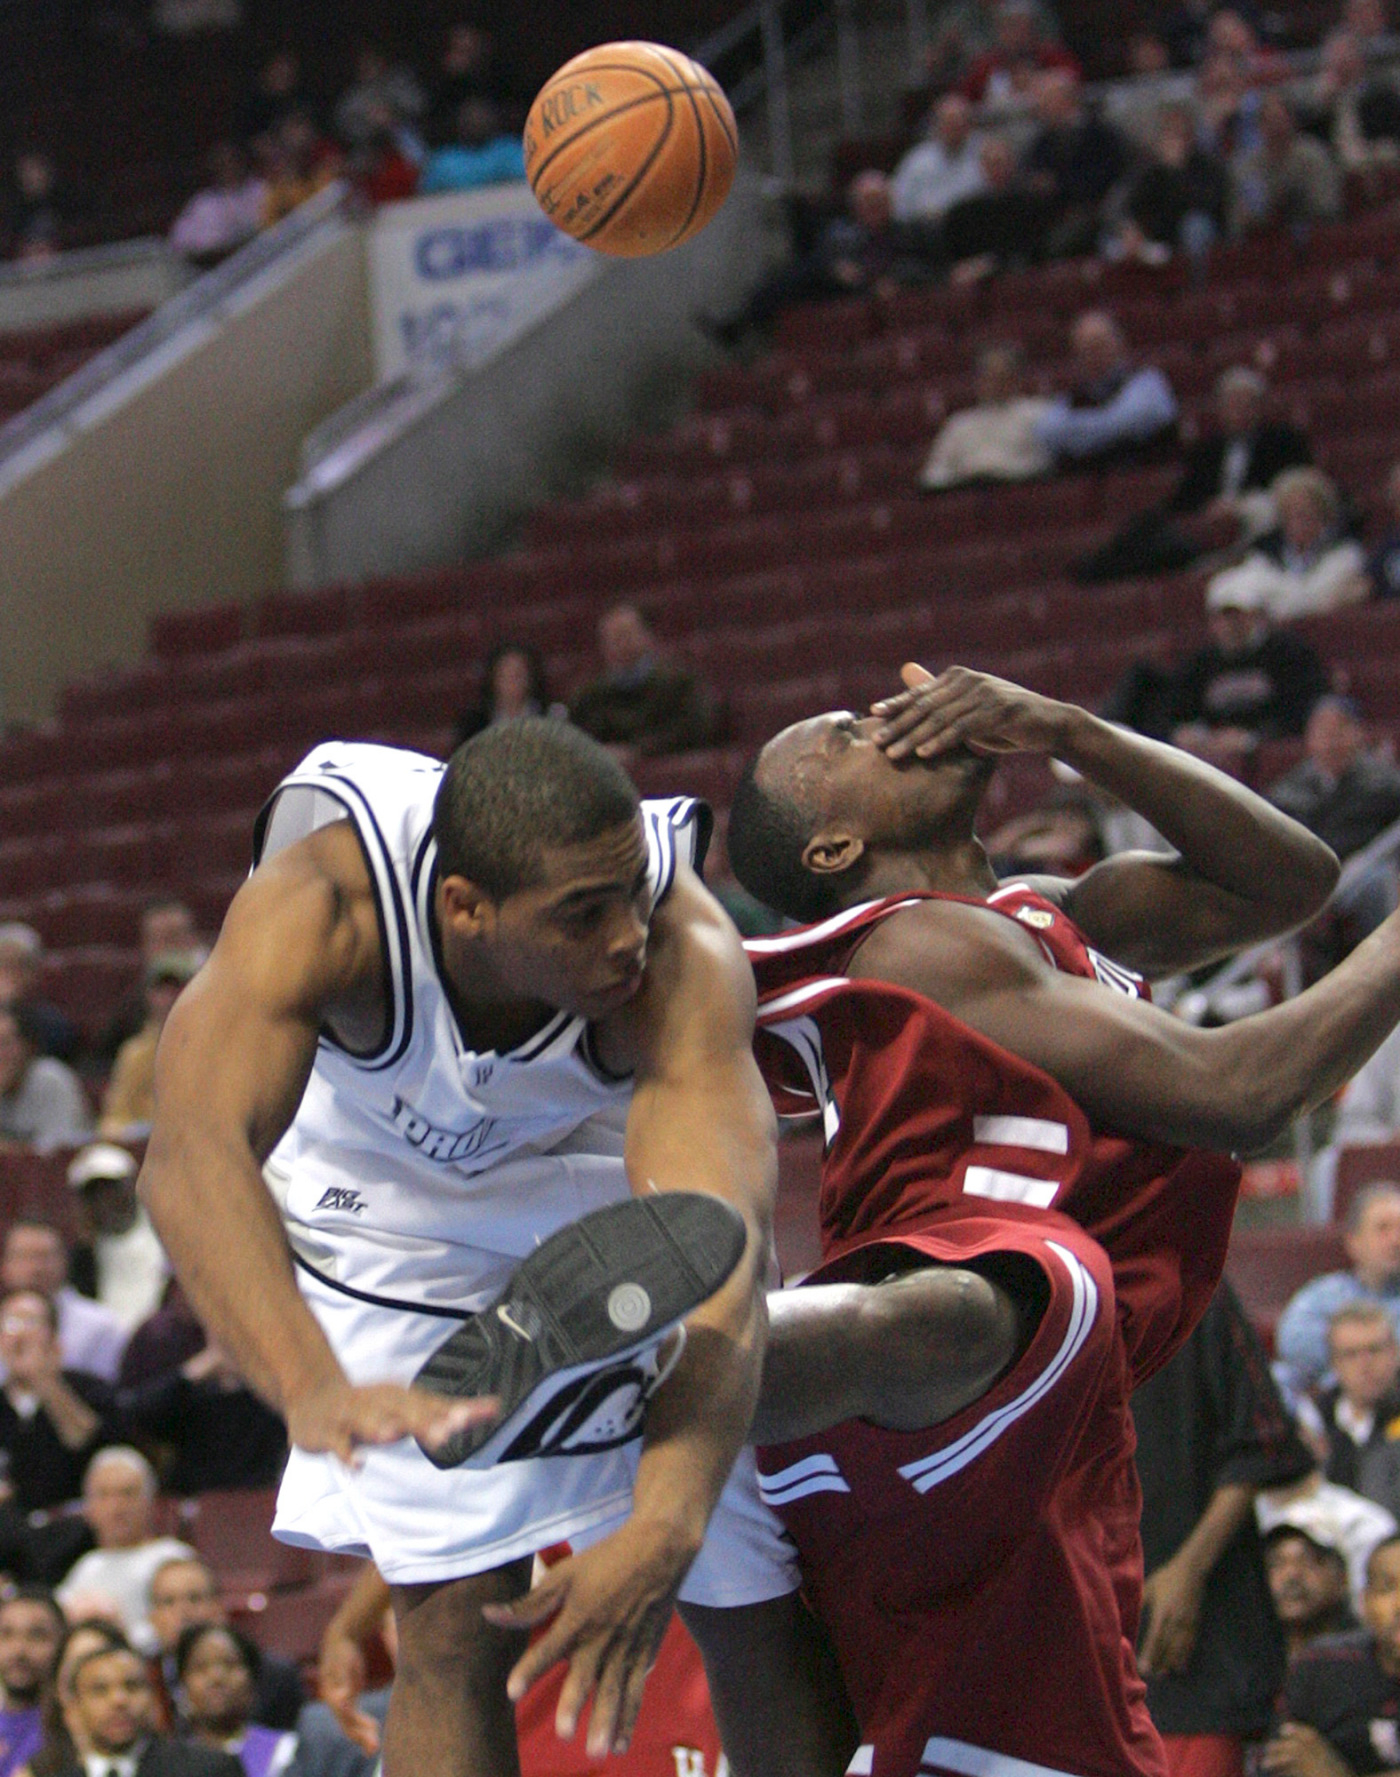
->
413, 1192, 748, 1469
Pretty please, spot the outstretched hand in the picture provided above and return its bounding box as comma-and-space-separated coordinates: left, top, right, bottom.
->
481, 1518, 694, 1759
872, 663, 1071, 762
286, 1378, 498, 1466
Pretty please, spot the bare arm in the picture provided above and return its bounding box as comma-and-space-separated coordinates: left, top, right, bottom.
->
1139, 1482, 1254, 1675
318, 1561, 393, 1755
873, 664, 1338, 975
854, 896, 1400, 1152
485, 865, 777, 1756
138, 823, 493, 1462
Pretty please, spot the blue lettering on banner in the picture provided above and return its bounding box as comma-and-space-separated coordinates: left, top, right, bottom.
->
413, 217, 580, 281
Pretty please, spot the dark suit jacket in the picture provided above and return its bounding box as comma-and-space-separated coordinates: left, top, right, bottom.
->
1163, 422, 1313, 517
51, 1739, 244, 1777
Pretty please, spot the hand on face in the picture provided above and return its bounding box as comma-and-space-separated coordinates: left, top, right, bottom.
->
872, 663, 1072, 762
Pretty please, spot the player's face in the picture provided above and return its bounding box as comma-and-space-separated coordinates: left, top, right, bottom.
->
467, 819, 653, 1020
1365, 1544, 1400, 1668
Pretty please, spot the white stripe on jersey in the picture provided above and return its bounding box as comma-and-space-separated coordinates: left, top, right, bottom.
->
963, 1167, 1060, 1210
972, 1116, 1070, 1154
846, 1751, 874, 1777
920, 1736, 1084, 1777
745, 899, 925, 955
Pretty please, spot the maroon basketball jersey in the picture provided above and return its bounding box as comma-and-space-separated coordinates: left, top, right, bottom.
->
745, 883, 1241, 1383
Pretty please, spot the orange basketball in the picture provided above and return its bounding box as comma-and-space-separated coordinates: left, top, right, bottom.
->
523, 41, 738, 258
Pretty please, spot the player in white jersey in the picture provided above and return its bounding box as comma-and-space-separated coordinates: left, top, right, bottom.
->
137, 721, 855, 1777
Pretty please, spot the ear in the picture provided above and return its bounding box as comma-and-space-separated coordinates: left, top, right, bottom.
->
438, 873, 496, 939
802, 831, 865, 878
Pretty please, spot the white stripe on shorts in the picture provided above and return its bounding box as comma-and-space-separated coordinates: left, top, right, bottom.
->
920, 1734, 1083, 1777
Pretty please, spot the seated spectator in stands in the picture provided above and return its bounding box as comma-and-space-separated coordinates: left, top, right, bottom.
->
1278, 1185, 1400, 1399
1264, 1532, 1400, 1777
168, 144, 265, 265
960, 0, 1079, 108
23, 1620, 132, 1777
418, 99, 524, 194
570, 605, 718, 759
0, 1591, 63, 1777
1366, 462, 1400, 602
1175, 574, 1329, 749
1206, 468, 1367, 621
56, 1451, 196, 1654
1, 1225, 125, 1387
0, 928, 77, 1064
0, 1291, 117, 1514
346, 104, 421, 206
939, 134, 1050, 279
67, 1147, 168, 1337
45, 1642, 241, 1777
1302, 30, 1400, 170
119, 1335, 284, 1497
1196, 49, 1259, 161
1207, 8, 1286, 87
174, 1627, 294, 1777
1106, 102, 1229, 267
100, 952, 200, 1143
918, 342, 1053, 489
1232, 94, 1343, 236
426, 22, 514, 148
454, 641, 560, 745
1022, 70, 1130, 258
148, 1560, 302, 1734
890, 94, 986, 223
257, 114, 341, 229
237, 50, 310, 149
334, 42, 426, 152
1033, 309, 1178, 470
1076, 365, 1312, 582
1107, 32, 1198, 147
1264, 1523, 1360, 1663
1313, 1306, 1400, 1521
0, 1013, 90, 1157
703, 170, 938, 346
1258, 1476, 1397, 1603
98, 904, 200, 1074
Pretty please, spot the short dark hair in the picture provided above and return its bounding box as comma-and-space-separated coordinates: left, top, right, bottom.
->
727, 756, 845, 925
433, 718, 639, 900
174, 1621, 261, 1684
0, 1586, 64, 1637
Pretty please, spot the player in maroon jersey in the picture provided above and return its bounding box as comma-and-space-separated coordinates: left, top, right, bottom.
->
719, 663, 1400, 1777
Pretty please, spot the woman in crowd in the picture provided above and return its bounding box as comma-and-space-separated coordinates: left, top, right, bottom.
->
453, 640, 559, 745
175, 1625, 295, 1777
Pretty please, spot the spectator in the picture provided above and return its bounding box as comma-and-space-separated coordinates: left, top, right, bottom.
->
1132, 1282, 1314, 1777
0, 1291, 117, 1514
1346, 0, 1393, 59
0, 928, 78, 1065
1314, 1305, 1400, 1519
417, 99, 524, 195
1264, 1532, 1400, 1776
333, 42, 425, 152
97, 904, 200, 1075
1107, 102, 1229, 267
890, 94, 986, 223
569, 605, 719, 759
147, 1560, 302, 1734
100, 953, 201, 1143
346, 104, 420, 207
425, 23, 514, 146
118, 1335, 284, 1497
258, 114, 341, 229
960, 0, 1079, 107
236, 50, 310, 147
939, 134, 1050, 278
1206, 468, 1368, 621
3, 154, 72, 264
1206, 8, 1286, 86
173, 1626, 295, 1777
1366, 462, 1400, 601
23, 1619, 131, 1777
1, 1225, 125, 1388
1076, 365, 1312, 583
1232, 93, 1343, 236
1302, 30, 1400, 170
0, 1013, 90, 1156
1197, 50, 1259, 162
454, 642, 559, 746
1264, 1524, 1360, 1663
56, 1450, 196, 1654
168, 144, 265, 264
1033, 309, 1178, 470
1169, 575, 1329, 754
0, 1591, 63, 1777
918, 342, 1053, 489
66, 1147, 168, 1336
1022, 70, 1130, 258
42, 1642, 241, 1777
1258, 1477, 1397, 1602
1278, 1184, 1400, 1399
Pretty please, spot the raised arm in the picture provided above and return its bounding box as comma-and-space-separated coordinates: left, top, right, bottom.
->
484, 864, 777, 1757
873, 663, 1339, 975
138, 822, 493, 1464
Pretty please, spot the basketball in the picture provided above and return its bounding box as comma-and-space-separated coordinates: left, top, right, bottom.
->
523, 41, 738, 258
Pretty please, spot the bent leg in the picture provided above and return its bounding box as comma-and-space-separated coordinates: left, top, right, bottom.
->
753, 1253, 1042, 1446
680, 1592, 861, 1777
384, 1558, 531, 1777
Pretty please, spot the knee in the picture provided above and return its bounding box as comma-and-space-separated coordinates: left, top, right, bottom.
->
857, 1267, 1019, 1430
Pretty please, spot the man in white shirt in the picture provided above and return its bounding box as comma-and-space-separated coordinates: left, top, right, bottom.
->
67, 1147, 169, 1334
56, 1450, 196, 1654
0, 1223, 126, 1383
890, 93, 987, 222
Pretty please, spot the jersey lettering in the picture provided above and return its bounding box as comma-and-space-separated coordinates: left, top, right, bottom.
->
391, 1095, 509, 1166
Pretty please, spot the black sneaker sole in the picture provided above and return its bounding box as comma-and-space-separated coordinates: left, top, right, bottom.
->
413, 1192, 748, 1469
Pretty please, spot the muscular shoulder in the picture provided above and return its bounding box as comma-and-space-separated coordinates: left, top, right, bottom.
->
848, 896, 1055, 1013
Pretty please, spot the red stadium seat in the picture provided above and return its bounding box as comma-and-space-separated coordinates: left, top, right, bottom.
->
1225, 1226, 1349, 1348
1334, 1143, 1400, 1229
179, 1489, 321, 1598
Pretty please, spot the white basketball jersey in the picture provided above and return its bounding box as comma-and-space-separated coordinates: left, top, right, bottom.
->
254, 741, 709, 1319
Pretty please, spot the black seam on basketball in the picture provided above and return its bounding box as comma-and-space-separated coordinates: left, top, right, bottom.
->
576, 89, 678, 244
699, 80, 739, 157
652, 46, 709, 246
529, 84, 676, 186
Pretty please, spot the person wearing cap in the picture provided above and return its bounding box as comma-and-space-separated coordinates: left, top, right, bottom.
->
1264, 1532, 1400, 1775
1258, 1476, 1396, 1604
1264, 1523, 1358, 1665
1205, 469, 1369, 623
67, 1147, 169, 1336
0, 924, 78, 1065
99, 952, 202, 1145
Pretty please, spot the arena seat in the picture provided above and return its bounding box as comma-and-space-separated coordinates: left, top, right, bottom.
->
1334, 1143, 1400, 1228
1225, 1226, 1349, 1347
230, 1577, 354, 1672
180, 1488, 321, 1598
